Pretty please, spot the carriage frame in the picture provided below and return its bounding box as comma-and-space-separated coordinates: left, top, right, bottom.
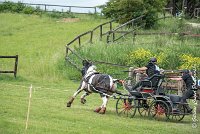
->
115, 73, 195, 121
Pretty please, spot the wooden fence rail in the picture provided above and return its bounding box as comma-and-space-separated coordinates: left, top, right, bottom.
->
194, 8, 200, 18
0, 55, 18, 78
66, 19, 116, 59
0, 1, 98, 14
107, 15, 145, 43
65, 15, 146, 70
65, 18, 117, 70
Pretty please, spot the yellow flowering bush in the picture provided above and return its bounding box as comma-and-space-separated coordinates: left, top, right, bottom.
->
126, 48, 153, 67
179, 54, 200, 70
155, 50, 180, 69
155, 52, 166, 66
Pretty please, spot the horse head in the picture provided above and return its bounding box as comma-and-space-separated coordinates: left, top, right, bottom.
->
86, 65, 97, 74
81, 60, 93, 76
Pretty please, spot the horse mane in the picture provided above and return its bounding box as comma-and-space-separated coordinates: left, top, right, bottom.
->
86, 65, 97, 74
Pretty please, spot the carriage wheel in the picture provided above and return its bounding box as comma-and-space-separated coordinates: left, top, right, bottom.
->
169, 104, 186, 121
148, 100, 169, 121
116, 97, 137, 118
138, 100, 150, 117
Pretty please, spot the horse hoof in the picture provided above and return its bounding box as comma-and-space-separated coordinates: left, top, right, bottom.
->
67, 102, 71, 107
81, 98, 86, 104
99, 107, 106, 114
94, 107, 101, 113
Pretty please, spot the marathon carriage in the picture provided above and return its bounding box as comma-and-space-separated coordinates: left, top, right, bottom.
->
115, 73, 196, 121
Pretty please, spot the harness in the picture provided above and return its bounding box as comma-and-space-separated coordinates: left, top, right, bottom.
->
83, 73, 115, 95
83, 72, 100, 83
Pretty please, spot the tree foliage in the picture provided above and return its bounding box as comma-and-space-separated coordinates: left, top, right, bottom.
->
101, 0, 167, 28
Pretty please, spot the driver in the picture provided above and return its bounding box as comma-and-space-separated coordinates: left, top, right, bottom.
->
130, 57, 161, 91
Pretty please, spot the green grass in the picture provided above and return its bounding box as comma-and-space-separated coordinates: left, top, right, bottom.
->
1, 13, 200, 134
0, 13, 108, 83
67, 34, 200, 79
0, 82, 200, 134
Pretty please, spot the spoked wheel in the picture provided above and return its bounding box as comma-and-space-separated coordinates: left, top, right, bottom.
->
169, 104, 186, 121
138, 100, 150, 117
148, 100, 169, 121
116, 97, 137, 118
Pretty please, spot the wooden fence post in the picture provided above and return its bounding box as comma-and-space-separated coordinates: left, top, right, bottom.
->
69, 7, 71, 12
90, 31, 93, 43
66, 46, 69, 58
100, 25, 103, 41
112, 32, 115, 42
107, 31, 110, 43
14, 55, 18, 78
110, 22, 112, 31
94, 7, 97, 14
78, 37, 81, 47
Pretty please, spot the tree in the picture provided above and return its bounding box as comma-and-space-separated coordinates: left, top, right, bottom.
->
101, 0, 167, 28
167, 0, 200, 18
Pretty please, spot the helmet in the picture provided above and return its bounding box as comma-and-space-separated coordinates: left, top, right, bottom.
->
150, 57, 157, 63
181, 69, 190, 74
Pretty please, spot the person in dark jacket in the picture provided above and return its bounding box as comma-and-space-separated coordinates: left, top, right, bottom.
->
130, 57, 161, 91
169, 69, 195, 113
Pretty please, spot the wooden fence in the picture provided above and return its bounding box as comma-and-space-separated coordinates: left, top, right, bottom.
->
65, 15, 147, 70
194, 8, 200, 18
0, 55, 18, 78
0, 1, 99, 14
65, 19, 117, 69
107, 15, 145, 43
24, 3, 98, 14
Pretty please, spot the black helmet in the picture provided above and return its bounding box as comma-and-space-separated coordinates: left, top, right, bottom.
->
150, 57, 157, 63
181, 69, 190, 74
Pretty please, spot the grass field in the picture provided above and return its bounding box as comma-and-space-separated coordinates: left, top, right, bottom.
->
0, 13, 200, 134
1, 81, 200, 134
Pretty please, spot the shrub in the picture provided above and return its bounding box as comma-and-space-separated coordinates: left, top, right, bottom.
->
0, 1, 75, 18
46, 10, 75, 18
0, 1, 26, 13
179, 54, 200, 70
126, 48, 153, 67
101, 0, 167, 28
22, 6, 35, 14
11, 2, 26, 13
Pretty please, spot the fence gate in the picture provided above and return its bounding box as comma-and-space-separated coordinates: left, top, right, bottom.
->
0, 55, 18, 78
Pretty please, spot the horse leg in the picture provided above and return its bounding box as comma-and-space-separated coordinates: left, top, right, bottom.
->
94, 94, 103, 113
80, 92, 90, 104
67, 82, 85, 107
98, 95, 109, 114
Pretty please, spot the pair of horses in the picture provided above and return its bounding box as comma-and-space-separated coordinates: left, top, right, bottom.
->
66, 61, 122, 114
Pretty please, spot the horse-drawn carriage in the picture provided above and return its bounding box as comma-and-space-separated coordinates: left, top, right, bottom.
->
67, 61, 199, 121
115, 72, 199, 121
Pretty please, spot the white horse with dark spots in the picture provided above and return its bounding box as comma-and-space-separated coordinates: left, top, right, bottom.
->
67, 64, 122, 114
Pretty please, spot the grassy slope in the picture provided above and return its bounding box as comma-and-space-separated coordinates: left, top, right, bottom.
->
0, 13, 107, 83
0, 13, 200, 134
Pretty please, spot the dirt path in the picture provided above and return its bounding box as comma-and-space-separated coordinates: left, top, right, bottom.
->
187, 22, 200, 28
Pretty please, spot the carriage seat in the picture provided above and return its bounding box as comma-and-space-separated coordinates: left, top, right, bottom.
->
129, 90, 143, 98
166, 94, 182, 103
140, 74, 164, 90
